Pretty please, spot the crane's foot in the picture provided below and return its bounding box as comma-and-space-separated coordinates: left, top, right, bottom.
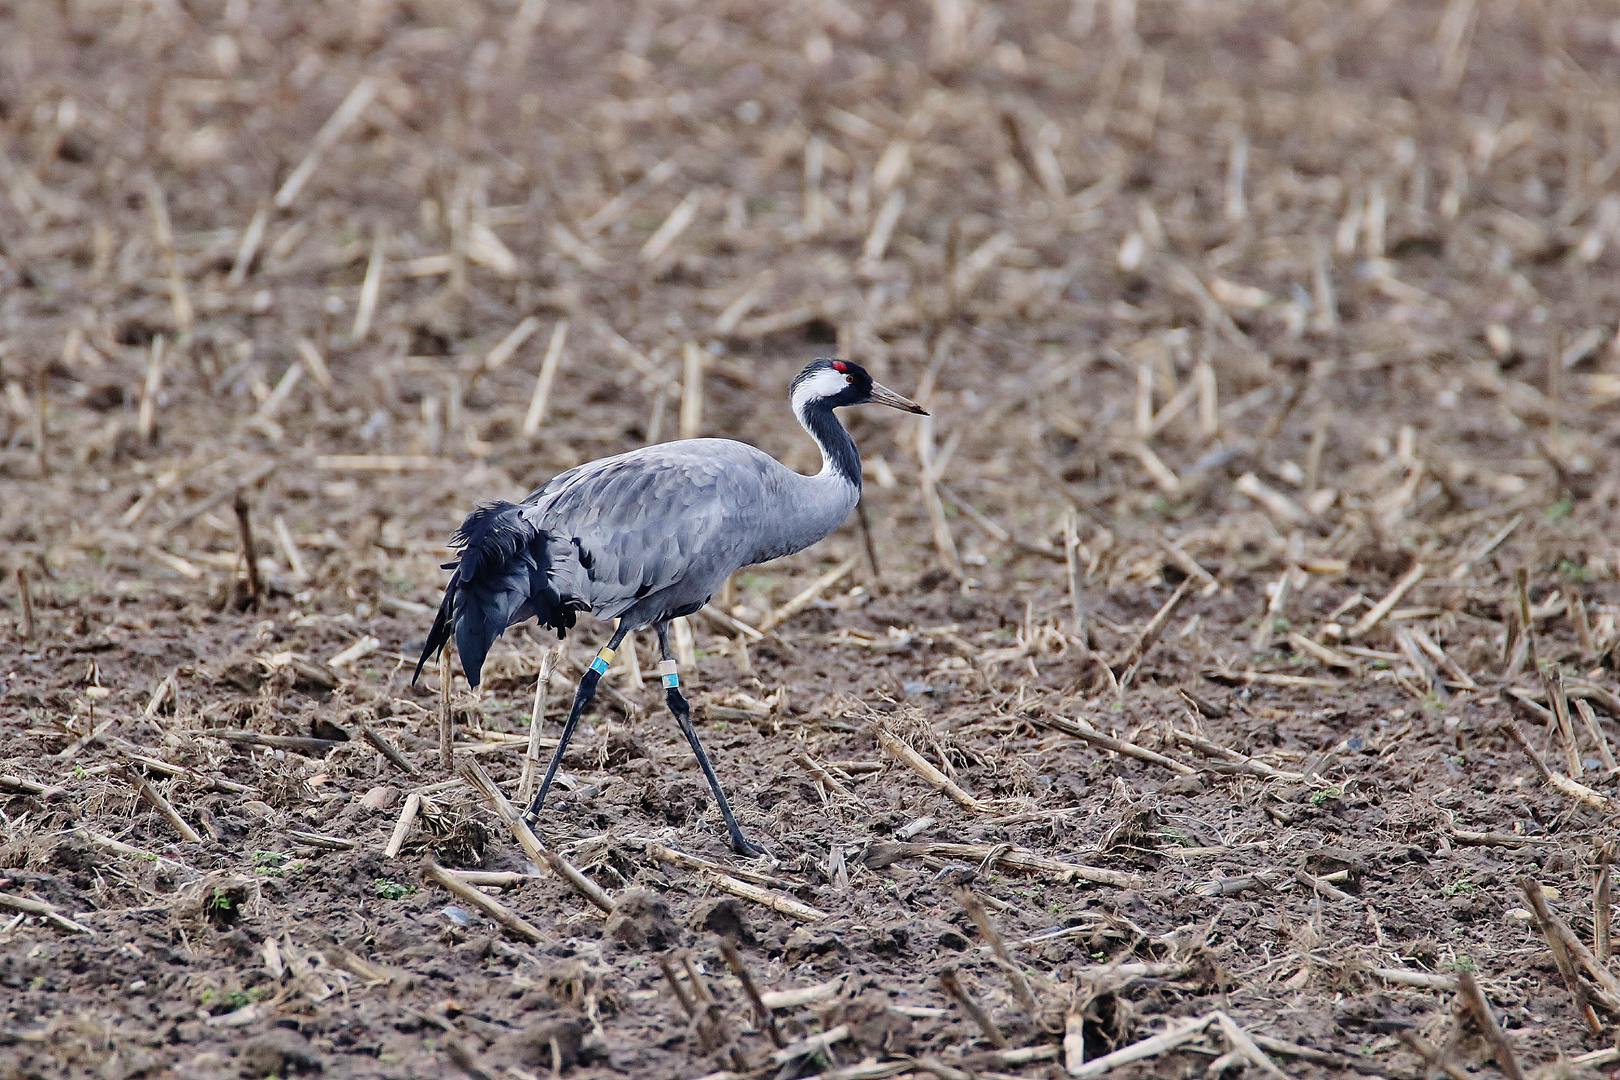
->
728, 829, 766, 859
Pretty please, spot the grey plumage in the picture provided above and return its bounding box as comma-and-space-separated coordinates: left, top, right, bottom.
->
420, 436, 859, 686
418, 359, 921, 687
529, 439, 853, 620
414, 356, 926, 855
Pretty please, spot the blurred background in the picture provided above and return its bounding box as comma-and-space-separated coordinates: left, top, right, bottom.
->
1, 0, 1618, 621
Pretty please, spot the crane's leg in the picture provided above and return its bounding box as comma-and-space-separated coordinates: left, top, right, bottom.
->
655, 622, 762, 857
524, 624, 629, 824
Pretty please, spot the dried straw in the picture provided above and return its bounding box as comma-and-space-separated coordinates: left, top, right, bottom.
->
518, 645, 560, 803
275, 76, 380, 208
421, 858, 544, 944
681, 342, 704, 439
351, 225, 386, 342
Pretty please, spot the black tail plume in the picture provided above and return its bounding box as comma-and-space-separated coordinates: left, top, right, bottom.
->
412, 501, 582, 688
412, 567, 460, 684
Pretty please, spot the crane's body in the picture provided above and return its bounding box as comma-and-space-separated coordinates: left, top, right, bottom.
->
433, 436, 859, 678
416, 358, 925, 855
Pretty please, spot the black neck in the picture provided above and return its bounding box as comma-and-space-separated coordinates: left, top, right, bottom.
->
802, 399, 862, 489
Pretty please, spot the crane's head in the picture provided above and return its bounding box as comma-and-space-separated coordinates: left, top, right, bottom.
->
792, 358, 929, 416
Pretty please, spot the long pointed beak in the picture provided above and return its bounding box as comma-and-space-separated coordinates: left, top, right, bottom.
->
868, 380, 929, 415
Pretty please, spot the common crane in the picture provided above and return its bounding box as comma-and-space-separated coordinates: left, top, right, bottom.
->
415, 357, 926, 855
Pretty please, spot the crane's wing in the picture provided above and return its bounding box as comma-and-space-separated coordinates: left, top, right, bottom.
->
524, 441, 774, 620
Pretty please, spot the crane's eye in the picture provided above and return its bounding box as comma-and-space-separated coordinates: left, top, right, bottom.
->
845, 375, 854, 384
